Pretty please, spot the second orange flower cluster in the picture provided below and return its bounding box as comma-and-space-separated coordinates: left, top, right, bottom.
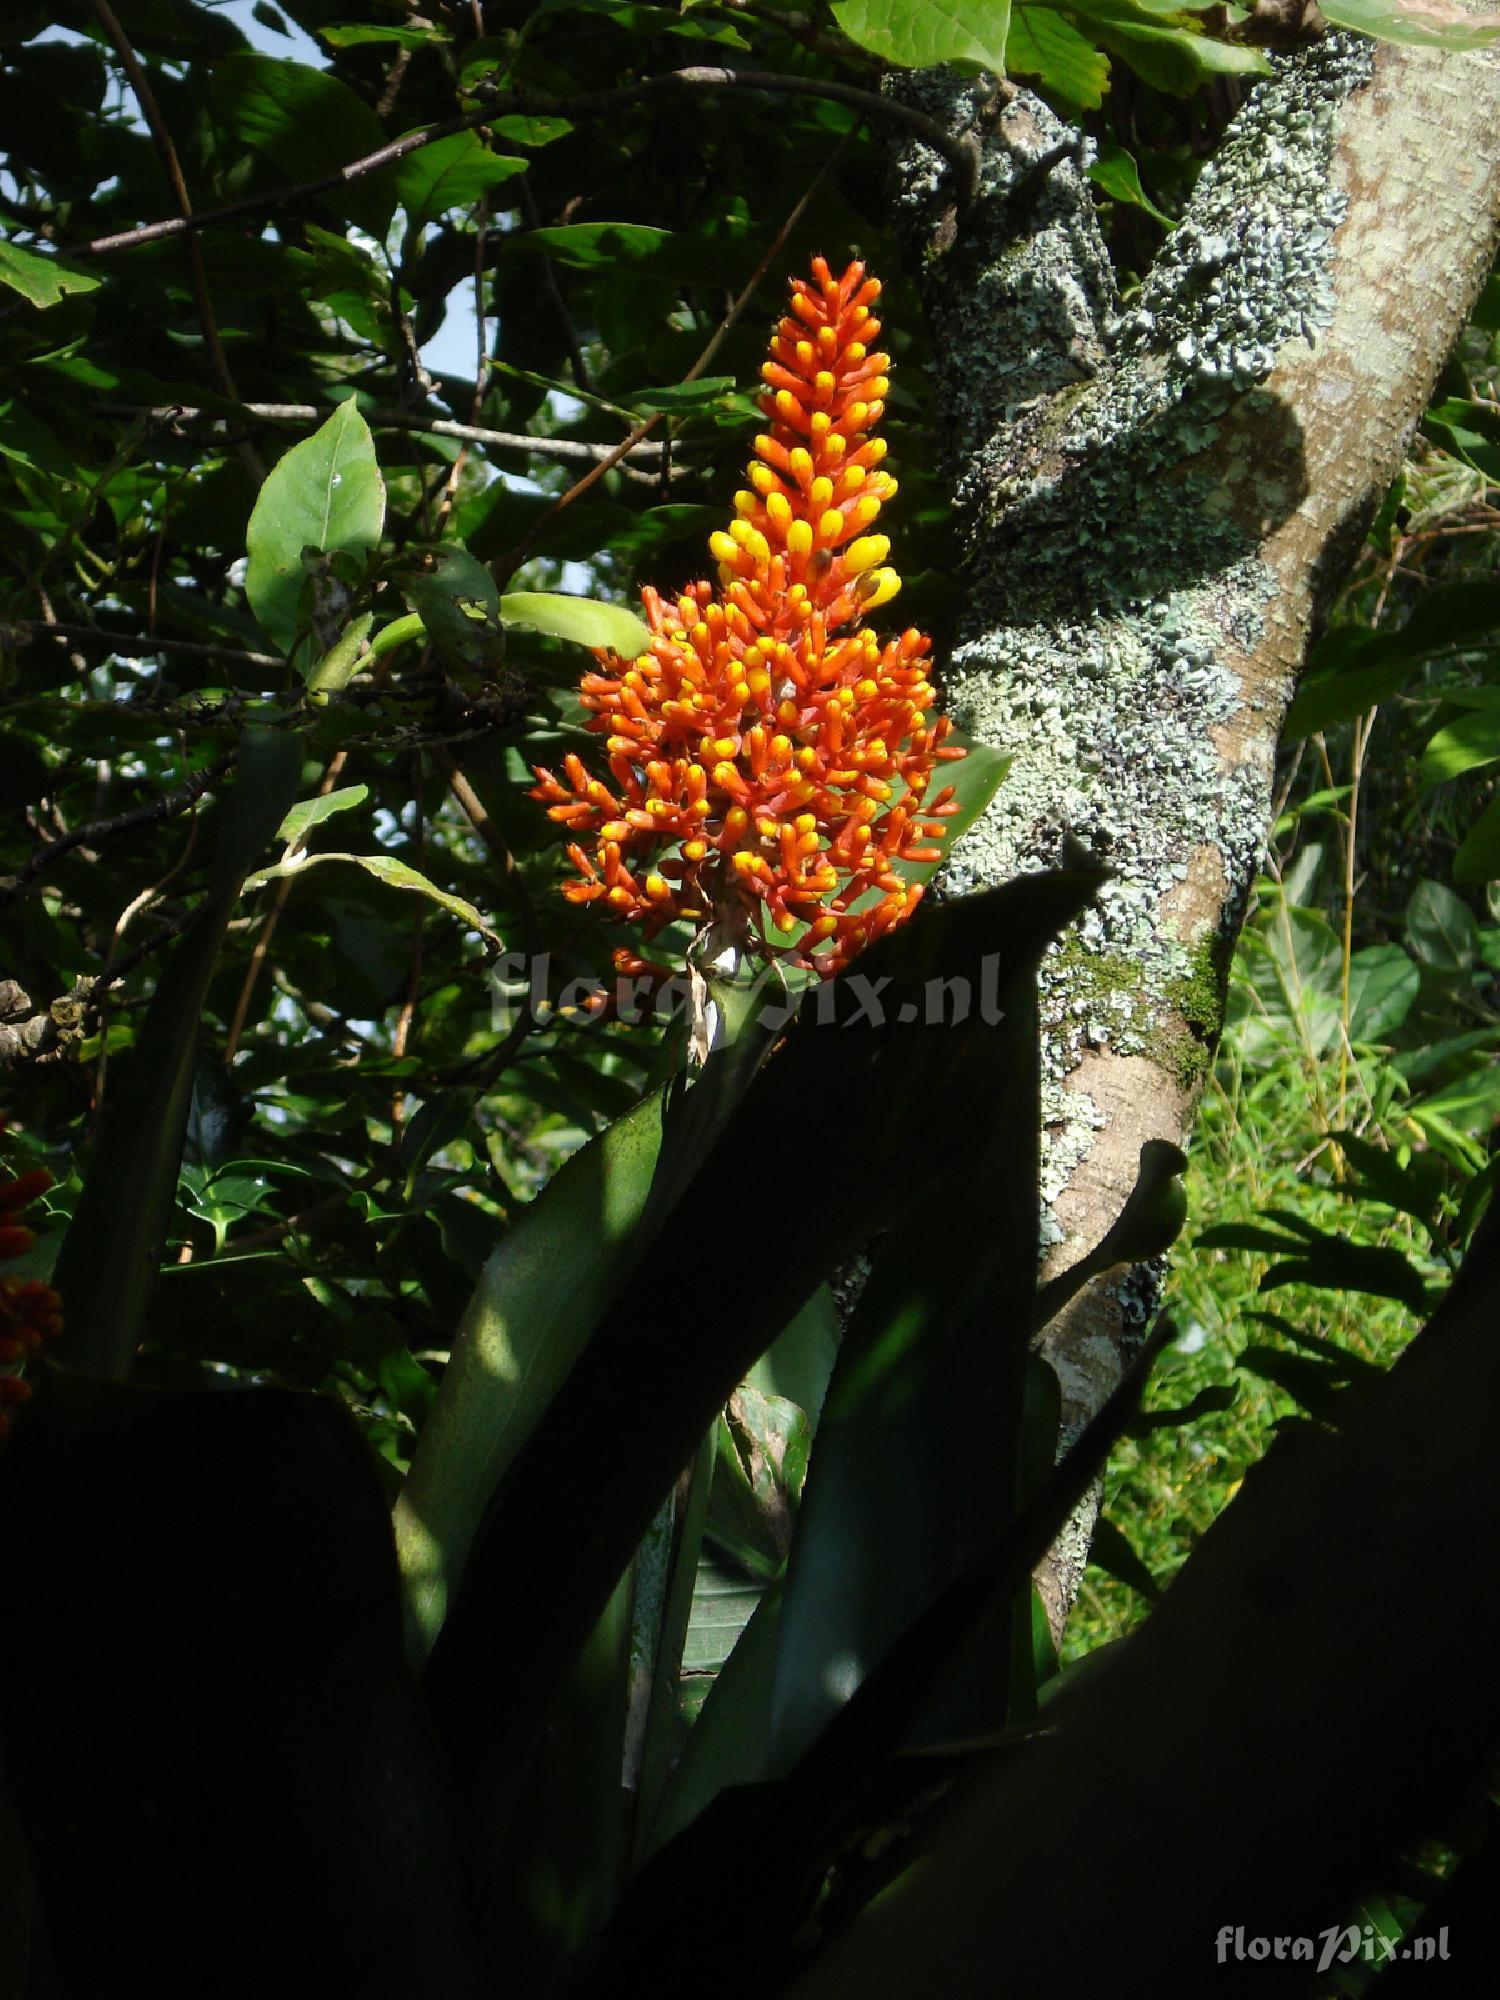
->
533, 256, 962, 978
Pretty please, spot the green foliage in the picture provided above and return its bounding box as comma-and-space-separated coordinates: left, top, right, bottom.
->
833, 0, 1014, 72
245, 402, 387, 665
4, 4, 1500, 1993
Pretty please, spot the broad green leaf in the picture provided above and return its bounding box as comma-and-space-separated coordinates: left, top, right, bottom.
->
1228, 905, 1343, 1061
626, 376, 738, 415
1088, 143, 1174, 225
244, 403, 385, 664
1073, 4, 1270, 90
276, 783, 371, 850
1326, 1134, 1446, 1233
1454, 793, 1500, 884
1287, 580, 1500, 736
0, 400, 75, 480
833, 0, 1010, 70
1416, 1059, 1500, 1133
0, 239, 101, 308
320, 20, 453, 45
1424, 397, 1500, 481
1399, 576, 1500, 652
210, 54, 396, 236
1320, 0, 1500, 47
1405, 878, 1479, 977
1420, 706, 1500, 788
1006, 7, 1110, 108
399, 545, 505, 676
1345, 942, 1420, 1040
0, 1367, 485, 1995
51, 731, 302, 1379
1283, 635, 1413, 737
243, 851, 503, 952
392, 132, 527, 230
499, 589, 651, 657
508, 222, 748, 284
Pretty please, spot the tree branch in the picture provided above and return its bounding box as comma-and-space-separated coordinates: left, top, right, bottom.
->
0, 750, 236, 910
885, 34, 1500, 1640
111, 402, 682, 467
68, 69, 980, 260
13, 619, 282, 669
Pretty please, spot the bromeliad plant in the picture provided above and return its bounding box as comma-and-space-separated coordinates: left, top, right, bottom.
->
5, 253, 1500, 2000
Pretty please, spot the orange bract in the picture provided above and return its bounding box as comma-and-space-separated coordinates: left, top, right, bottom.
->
533, 256, 963, 978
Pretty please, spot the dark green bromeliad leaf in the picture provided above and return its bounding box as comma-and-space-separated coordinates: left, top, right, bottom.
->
0, 1367, 486, 1998
210, 54, 396, 235
420, 870, 1103, 1867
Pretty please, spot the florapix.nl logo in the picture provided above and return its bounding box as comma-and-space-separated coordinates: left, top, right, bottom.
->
487, 951, 1010, 1037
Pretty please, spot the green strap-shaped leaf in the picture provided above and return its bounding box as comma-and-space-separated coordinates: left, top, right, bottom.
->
52, 730, 302, 1380
422, 869, 1104, 1865
764, 966, 1043, 1773
1320, 0, 1500, 50
394, 1087, 668, 1663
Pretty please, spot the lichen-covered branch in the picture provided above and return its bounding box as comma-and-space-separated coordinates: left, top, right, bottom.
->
886, 33, 1500, 1638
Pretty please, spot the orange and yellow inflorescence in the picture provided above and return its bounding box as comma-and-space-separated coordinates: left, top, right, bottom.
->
532, 256, 963, 978
0, 1159, 62, 1441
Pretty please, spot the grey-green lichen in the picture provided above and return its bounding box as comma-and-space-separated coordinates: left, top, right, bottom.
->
886, 37, 1375, 1251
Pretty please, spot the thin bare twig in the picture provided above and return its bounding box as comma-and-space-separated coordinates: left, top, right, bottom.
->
15, 618, 282, 669
69, 70, 979, 260
0, 750, 235, 910
112, 402, 681, 467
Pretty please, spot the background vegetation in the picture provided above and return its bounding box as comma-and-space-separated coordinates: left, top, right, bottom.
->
4, 3, 1500, 1994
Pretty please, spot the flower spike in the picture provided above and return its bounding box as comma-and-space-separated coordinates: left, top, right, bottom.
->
533, 256, 963, 978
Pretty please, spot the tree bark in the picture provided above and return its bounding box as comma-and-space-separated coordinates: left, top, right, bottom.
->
884, 30, 1500, 1640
